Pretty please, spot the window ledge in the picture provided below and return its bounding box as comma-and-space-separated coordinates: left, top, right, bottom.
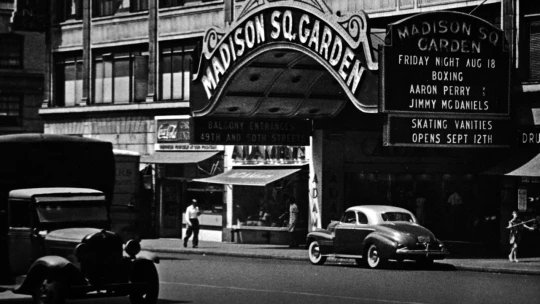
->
39, 101, 189, 115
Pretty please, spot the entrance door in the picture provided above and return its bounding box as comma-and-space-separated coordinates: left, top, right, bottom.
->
159, 179, 182, 238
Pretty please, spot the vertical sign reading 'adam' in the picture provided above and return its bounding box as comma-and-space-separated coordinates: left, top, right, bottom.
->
381, 11, 511, 148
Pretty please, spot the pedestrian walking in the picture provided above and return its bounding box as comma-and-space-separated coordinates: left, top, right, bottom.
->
184, 199, 201, 248
287, 197, 299, 248
508, 210, 534, 262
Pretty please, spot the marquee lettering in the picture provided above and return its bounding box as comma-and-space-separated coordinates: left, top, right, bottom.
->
199, 10, 370, 100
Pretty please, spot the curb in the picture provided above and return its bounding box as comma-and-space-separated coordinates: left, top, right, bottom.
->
145, 248, 306, 261
143, 247, 540, 276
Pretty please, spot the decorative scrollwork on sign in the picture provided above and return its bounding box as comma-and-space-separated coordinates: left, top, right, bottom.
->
336, 13, 367, 49
203, 28, 225, 59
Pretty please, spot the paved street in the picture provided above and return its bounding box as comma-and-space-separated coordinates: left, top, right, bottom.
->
2, 253, 540, 304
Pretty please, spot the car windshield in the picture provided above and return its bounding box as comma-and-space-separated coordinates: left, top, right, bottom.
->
381, 212, 414, 222
36, 200, 108, 224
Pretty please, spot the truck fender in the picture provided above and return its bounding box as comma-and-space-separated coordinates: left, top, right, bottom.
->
362, 234, 398, 260
15, 256, 86, 295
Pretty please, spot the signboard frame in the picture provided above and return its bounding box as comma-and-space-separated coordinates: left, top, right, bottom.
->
380, 11, 512, 148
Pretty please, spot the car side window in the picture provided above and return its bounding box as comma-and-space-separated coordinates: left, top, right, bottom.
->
357, 212, 368, 224
341, 211, 356, 224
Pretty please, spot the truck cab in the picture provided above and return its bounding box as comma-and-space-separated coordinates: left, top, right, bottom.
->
1, 187, 159, 304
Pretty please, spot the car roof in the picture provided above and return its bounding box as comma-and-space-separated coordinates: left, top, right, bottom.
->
9, 187, 105, 200
346, 205, 412, 214
345, 205, 416, 224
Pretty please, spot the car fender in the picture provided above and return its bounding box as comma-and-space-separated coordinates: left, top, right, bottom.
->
136, 250, 160, 264
130, 258, 158, 282
15, 256, 87, 295
363, 233, 398, 260
306, 230, 334, 254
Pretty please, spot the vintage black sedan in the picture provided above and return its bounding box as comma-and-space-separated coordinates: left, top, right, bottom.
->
306, 205, 448, 269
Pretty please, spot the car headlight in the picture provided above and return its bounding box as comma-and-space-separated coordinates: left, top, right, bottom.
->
125, 239, 141, 258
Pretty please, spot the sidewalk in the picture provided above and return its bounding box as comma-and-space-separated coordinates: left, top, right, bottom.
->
141, 238, 540, 276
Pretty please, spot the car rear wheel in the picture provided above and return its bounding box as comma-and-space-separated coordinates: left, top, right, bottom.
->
365, 244, 386, 269
130, 261, 159, 304
308, 240, 327, 265
32, 278, 67, 304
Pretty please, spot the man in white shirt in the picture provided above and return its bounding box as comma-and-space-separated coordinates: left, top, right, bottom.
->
184, 199, 201, 248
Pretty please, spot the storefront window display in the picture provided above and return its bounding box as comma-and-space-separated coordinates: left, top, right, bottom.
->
232, 172, 307, 229
186, 182, 224, 214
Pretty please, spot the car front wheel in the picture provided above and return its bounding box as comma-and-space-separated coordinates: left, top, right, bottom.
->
365, 244, 386, 269
32, 278, 67, 304
308, 240, 327, 265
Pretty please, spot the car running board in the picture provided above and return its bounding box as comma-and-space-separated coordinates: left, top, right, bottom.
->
322, 254, 363, 259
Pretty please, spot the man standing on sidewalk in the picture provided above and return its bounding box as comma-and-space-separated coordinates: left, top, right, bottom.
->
288, 197, 299, 248
184, 199, 201, 248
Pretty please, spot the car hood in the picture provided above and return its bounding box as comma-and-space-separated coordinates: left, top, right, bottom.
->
379, 222, 435, 239
45, 227, 102, 243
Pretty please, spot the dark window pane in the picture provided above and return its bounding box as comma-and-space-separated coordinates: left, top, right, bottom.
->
0, 95, 21, 126
134, 55, 149, 102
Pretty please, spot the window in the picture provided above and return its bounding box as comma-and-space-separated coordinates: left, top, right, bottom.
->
93, 48, 148, 104
160, 42, 194, 101
159, 0, 184, 8
56, 0, 83, 22
93, 0, 118, 17
0, 34, 23, 68
55, 53, 83, 107
341, 211, 356, 224
130, 0, 148, 12
381, 212, 414, 223
357, 212, 368, 224
529, 20, 540, 81
0, 94, 22, 127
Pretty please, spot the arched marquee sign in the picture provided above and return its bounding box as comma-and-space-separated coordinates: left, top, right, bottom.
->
191, 0, 379, 117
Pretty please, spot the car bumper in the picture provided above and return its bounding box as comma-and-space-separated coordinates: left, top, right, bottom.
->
396, 248, 449, 259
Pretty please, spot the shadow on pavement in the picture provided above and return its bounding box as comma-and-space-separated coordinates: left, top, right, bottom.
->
323, 260, 457, 272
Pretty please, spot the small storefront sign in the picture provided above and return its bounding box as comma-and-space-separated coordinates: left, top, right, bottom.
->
155, 116, 221, 151
517, 128, 540, 146
190, 117, 311, 146
384, 115, 511, 147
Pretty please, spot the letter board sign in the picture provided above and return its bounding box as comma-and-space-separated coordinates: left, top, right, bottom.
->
381, 11, 510, 115
381, 11, 511, 147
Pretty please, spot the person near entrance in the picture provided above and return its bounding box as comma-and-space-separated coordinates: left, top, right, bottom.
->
507, 210, 534, 262
287, 197, 299, 248
184, 199, 201, 248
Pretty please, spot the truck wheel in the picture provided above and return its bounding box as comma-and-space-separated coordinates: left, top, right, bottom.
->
308, 240, 327, 265
130, 262, 159, 304
365, 244, 386, 269
32, 278, 67, 304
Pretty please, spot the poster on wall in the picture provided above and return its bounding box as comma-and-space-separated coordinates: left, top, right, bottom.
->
518, 188, 527, 212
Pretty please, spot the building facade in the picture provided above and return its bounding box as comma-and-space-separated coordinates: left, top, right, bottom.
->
0, 0, 45, 136
41, 0, 540, 255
